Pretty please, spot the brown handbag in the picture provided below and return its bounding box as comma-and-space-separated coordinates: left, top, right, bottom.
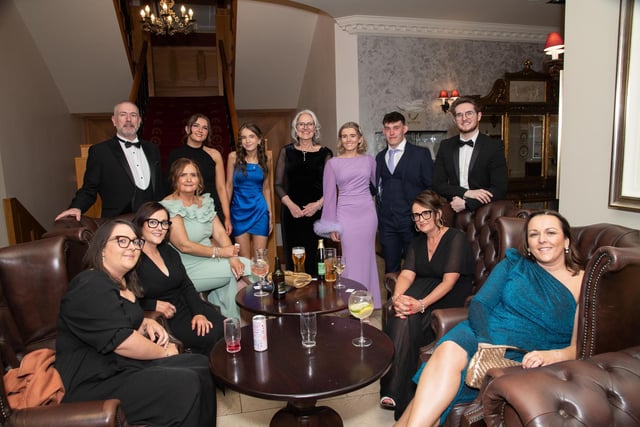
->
465, 343, 527, 389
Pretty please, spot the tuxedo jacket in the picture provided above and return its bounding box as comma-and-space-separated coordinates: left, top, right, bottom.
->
69, 137, 164, 217
432, 133, 508, 211
375, 142, 433, 225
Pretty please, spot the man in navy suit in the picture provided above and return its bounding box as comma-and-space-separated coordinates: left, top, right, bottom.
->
375, 111, 433, 279
55, 101, 164, 221
433, 97, 508, 212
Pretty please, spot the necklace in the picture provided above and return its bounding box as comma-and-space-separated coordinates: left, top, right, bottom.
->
297, 142, 314, 162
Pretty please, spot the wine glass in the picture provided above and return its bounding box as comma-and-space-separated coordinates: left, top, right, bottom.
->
333, 256, 346, 289
348, 290, 374, 347
251, 255, 270, 297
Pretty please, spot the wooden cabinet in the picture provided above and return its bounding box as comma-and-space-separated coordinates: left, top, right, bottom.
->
477, 61, 559, 209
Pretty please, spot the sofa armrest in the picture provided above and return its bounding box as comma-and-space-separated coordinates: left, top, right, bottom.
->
431, 307, 469, 342
482, 345, 640, 426
5, 399, 133, 427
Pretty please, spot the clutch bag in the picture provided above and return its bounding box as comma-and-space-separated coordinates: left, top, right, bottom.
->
465, 343, 527, 389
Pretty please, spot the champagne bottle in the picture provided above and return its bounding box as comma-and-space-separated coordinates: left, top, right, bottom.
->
272, 256, 286, 299
316, 239, 326, 280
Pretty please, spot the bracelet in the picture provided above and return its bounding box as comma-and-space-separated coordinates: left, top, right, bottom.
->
211, 247, 219, 258
419, 299, 425, 314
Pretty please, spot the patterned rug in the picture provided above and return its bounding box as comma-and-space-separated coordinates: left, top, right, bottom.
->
140, 96, 233, 173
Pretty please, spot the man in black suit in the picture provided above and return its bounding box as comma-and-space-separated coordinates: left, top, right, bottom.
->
376, 111, 433, 278
55, 101, 164, 221
433, 97, 508, 212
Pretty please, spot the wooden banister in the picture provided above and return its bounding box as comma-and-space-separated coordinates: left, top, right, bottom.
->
218, 40, 239, 146
3, 198, 46, 245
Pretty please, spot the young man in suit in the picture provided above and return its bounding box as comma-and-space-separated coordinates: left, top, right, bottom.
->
55, 101, 164, 221
375, 111, 433, 279
433, 97, 508, 212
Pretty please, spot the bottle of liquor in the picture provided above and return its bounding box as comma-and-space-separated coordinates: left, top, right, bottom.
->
316, 239, 326, 280
272, 256, 286, 299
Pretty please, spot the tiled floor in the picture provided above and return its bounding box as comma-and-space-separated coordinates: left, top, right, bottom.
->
215, 309, 396, 426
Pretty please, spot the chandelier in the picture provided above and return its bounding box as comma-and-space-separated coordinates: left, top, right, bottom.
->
140, 1, 196, 36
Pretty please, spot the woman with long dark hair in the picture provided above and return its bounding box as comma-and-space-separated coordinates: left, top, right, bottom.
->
226, 123, 273, 258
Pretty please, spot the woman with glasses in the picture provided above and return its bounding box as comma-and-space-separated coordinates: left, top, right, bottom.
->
162, 157, 250, 319
274, 109, 333, 274
166, 113, 232, 234
55, 219, 216, 426
380, 190, 474, 419
314, 122, 380, 305
133, 201, 224, 355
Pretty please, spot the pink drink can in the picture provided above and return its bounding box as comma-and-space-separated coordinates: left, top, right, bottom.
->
252, 315, 268, 351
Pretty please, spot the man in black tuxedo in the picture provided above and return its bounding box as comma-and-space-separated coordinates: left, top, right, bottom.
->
376, 111, 433, 278
433, 97, 508, 212
55, 101, 164, 221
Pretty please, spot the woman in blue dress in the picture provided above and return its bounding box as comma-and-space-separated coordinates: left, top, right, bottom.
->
226, 123, 273, 259
395, 210, 585, 427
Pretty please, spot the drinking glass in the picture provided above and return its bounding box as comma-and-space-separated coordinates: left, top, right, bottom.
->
224, 318, 241, 353
333, 255, 346, 289
324, 248, 337, 282
348, 290, 374, 347
251, 254, 270, 297
300, 312, 317, 348
292, 246, 306, 273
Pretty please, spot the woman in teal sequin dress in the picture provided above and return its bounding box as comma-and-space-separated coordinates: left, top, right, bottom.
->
226, 123, 272, 259
395, 211, 585, 427
162, 158, 250, 319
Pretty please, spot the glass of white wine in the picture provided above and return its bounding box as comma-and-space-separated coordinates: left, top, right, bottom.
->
333, 255, 346, 289
348, 290, 374, 347
251, 253, 270, 297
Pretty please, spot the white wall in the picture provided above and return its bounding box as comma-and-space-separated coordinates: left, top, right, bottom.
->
559, 0, 639, 227
0, 1, 82, 246
334, 27, 360, 129
297, 14, 338, 150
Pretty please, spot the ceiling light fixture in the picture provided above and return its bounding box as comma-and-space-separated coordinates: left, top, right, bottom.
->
140, 1, 196, 36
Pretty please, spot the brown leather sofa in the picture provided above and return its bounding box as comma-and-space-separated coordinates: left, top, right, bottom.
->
0, 235, 136, 426
429, 217, 640, 427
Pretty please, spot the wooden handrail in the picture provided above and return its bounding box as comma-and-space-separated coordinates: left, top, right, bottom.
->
219, 39, 239, 146
129, 39, 149, 103
3, 198, 46, 245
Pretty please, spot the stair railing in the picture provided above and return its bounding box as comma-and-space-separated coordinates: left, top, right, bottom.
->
219, 40, 239, 148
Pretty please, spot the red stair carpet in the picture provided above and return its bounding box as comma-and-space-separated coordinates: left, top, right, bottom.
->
141, 96, 233, 174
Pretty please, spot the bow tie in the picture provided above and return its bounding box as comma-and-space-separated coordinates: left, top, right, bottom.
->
118, 138, 141, 149
458, 139, 474, 148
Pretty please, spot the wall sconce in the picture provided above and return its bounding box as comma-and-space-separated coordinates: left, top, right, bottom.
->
544, 32, 565, 60
438, 89, 459, 113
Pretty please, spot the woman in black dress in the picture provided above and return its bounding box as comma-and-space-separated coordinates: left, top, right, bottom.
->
380, 190, 474, 419
133, 201, 225, 354
55, 219, 216, 427
274, 109, 333, 274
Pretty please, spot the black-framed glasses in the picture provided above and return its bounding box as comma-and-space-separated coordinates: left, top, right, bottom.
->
296, 121, 315, 128
111, 236, 145, 250
411, 210, 433, 222
145, 218, 172, 230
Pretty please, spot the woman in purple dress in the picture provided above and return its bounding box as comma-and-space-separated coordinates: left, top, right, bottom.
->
314, 122, 380, 307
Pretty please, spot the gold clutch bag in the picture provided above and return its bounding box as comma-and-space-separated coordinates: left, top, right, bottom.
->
465, 343, 527, 389
284, 271, 313, 288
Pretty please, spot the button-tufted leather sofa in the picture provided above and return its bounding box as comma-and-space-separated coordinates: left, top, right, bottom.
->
429, 216, 640, 427
0, 235, 136, 426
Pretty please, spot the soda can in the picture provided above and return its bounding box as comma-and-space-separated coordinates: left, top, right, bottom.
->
252, 315, 268, 351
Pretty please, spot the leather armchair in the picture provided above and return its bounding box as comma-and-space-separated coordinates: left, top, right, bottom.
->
0, 236, 138, 426
427, 218, 640, 427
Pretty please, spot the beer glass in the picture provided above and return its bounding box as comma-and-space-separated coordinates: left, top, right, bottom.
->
324, 248, 337, 282
292, 246, 306, 273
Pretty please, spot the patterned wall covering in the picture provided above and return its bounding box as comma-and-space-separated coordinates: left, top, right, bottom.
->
358, 36, 547, 155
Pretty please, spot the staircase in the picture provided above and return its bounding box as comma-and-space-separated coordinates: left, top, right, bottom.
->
140, 96, 234, 173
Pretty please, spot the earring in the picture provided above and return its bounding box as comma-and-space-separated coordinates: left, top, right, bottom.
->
527, 249, 531, 257
414, 223, 420, 232
564, 247, 569, 254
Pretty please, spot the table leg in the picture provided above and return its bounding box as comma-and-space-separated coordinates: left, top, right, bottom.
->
270, 400, 343, 427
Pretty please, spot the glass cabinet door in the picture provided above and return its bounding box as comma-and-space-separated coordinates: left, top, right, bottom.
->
506, 115, 545, 178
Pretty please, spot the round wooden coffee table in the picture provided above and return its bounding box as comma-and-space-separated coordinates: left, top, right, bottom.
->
236, 277, 367, 316
210, 315, 393, 426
